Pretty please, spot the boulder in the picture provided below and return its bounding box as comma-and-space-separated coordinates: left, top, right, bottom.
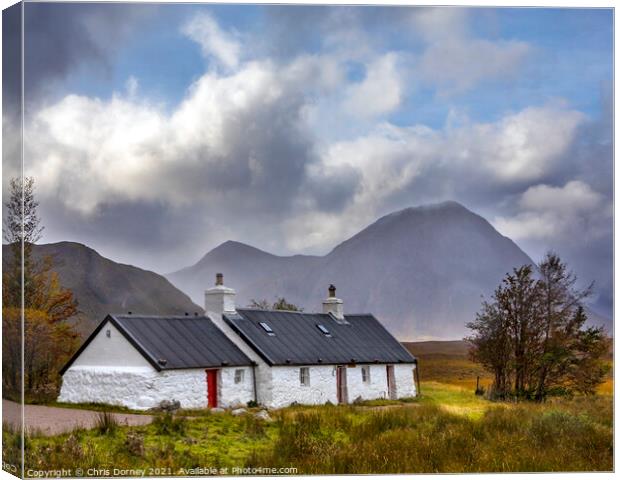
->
210, 407, 226, 413
158, 399, 181, 413
231, 408, 247, 416
254, 410, 272, 422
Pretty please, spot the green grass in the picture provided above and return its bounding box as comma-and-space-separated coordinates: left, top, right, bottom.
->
49, 401, 145, 414
8, 385, 612, 476
249, 396, 612, 473
418, 381, 494, 419
15, 411, 279, 475
94, 411, 120, 435
2, 422, 22, 473
4, 347, 613, 475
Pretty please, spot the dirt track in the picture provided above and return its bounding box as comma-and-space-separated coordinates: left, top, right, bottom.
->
2, 399, 152, 436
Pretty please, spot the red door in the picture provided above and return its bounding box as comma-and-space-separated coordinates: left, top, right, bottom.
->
206, 369, 218, 408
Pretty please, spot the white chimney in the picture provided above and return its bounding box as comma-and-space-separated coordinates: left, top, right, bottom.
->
322, 284, 345, 321
205, 273, 236, 315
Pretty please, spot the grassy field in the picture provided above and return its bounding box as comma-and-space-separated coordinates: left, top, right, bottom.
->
3, 341, 613, 475
405, 339, 614, 394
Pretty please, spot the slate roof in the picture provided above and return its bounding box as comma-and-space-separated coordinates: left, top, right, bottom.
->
60, 314, 252, 374
223, 309, 417, 366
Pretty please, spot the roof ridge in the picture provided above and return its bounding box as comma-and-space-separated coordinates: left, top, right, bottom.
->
236, 308, 371, 316
237, 308, 320, 315
111, 313, 208, 319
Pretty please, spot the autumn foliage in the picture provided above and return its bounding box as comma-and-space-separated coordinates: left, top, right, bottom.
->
2, 177, 80, 402
467, 253, 610, 401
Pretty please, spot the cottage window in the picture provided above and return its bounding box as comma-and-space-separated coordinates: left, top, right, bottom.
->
300, 367, 310, 386
234, 369, 245, 384
362, 366, 371, 383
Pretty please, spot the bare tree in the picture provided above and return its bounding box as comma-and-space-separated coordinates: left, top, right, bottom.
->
3, 176, 44, 245
249, 297, 303, 312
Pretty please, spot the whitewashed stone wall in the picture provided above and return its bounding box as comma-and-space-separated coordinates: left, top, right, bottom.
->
269, 366, 338, 408
258, 364, 417, 408
205, 310, 274, 405
393, 364, 417, 398
59, 365, 256, 410
58, 367, 207, 410
346, 364, 390, 401
218, 367, 255, 407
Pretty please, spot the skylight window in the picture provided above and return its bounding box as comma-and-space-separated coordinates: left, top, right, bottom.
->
316, 324, 331, 336
259, 322, 276, 336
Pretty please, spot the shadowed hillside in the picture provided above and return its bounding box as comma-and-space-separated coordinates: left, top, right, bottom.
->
403, 340, 471, 358
2, 242, 202, 336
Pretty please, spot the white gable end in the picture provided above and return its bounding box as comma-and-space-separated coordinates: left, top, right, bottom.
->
71, 321, 154, 370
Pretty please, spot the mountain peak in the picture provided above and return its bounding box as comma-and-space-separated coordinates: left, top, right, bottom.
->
216, 240, 253, 250
195, 239, 275, 267
213, 240, 273, 255
329, 200, 485, 256
167, 201, 539, 339
425, 200, 468, 211
385, 200, 470, 219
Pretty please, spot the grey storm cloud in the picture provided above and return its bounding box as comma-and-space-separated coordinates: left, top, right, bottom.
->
201, 92, 314, 211
37, 198, 214, 272
20, 3, 154, 107
4, 5, 613, 320
2, 3, 21, 118
304, 163, 362, 213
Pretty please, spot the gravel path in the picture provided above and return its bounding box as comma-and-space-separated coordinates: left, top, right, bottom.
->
2, 399, 152, 436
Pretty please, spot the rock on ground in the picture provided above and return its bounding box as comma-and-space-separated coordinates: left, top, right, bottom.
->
254, 410, 272, 421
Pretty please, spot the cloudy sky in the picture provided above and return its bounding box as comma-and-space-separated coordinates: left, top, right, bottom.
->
3, 4, 613, 317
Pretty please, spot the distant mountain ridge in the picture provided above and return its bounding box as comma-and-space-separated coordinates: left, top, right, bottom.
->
2, 242, 202, 336
167, 201, 536, 339
8, 202, 608, 341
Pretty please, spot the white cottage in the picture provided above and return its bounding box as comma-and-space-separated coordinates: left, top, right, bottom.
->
59, 274, 418, 410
